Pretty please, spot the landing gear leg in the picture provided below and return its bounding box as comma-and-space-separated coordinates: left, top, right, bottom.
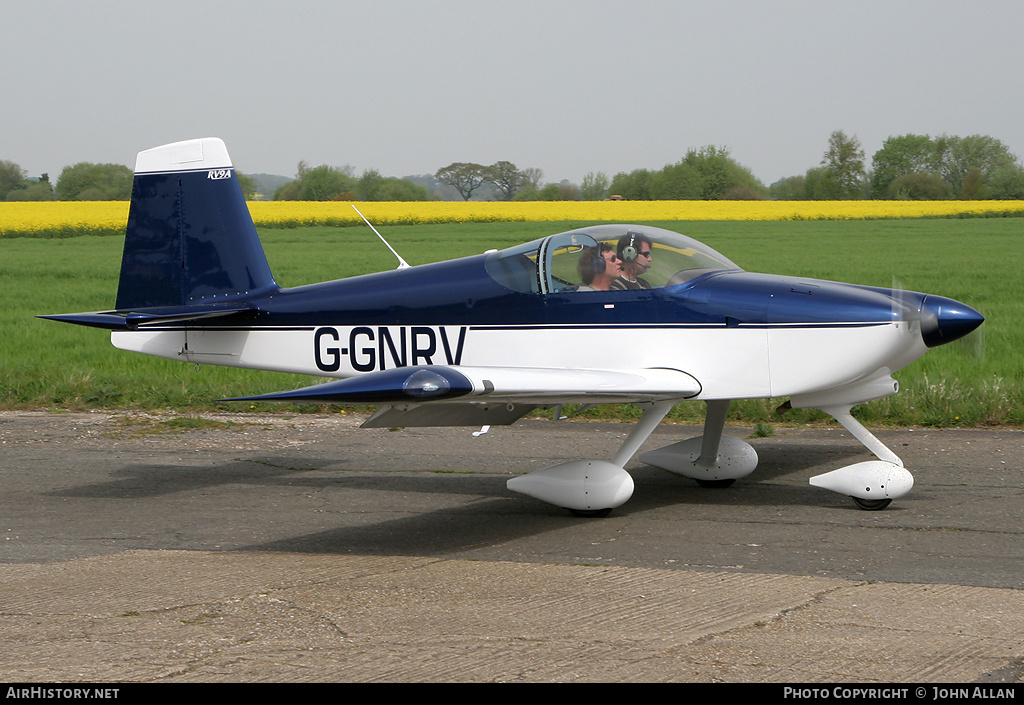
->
610, 400, 677, 468
693, 400, 735, 487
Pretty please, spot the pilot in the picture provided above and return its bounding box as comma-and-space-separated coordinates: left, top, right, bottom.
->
576, 244, 623, 291
610, 231, 654, 290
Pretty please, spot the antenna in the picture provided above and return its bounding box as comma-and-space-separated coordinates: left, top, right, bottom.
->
351, 205, 410, 270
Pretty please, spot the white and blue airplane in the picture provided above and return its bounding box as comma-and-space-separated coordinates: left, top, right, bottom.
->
42, 138, 984, 517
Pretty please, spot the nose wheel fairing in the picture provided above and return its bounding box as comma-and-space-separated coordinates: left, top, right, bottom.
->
807, 404, 914, 507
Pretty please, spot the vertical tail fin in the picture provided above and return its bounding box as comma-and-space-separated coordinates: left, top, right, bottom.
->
115, 138, 276, 311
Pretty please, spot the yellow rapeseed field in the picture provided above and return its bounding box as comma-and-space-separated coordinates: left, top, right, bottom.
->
0, 202, 131, 238
249, 200, 1024, 226
4, 199, 1024, 238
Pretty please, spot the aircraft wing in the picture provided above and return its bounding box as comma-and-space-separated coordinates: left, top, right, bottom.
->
222, 365, 701, 428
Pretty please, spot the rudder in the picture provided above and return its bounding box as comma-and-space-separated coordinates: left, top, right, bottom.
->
115, 138, 276, 310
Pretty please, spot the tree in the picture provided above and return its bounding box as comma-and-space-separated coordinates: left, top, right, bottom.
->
609, 147, 765, 201
581, 171, 610, 200
274, 180, 301, 200
489, 161, 524, 200
872, 133, 1021, 199
435, 162, 490, 200
0, 160, 26, 199
769, 175, 807, 200
688, 147, 730, 199
649, 162, 702, 199
934, 134, 1017, 196
536, 183, 560, 200
520, 168, 543, 190
871, 134, 938, 198
55, 163, 133, 200
272, 162, 356, 201
356, 169, 384, 200
355, 169, 428, 201
886, 172, 953, 200
273, 163, 354, 201
820, 131, 865, 199
987, 163, 1024, 199
236, 173, 257, 200
960, 166, 986, 200
5, 176, 54, 201
722, 183, 767, 200
679, 146, 765, 200
802, 166, 842, 200
371, 177, 429, 201
305, 164, 356, 200
608, 169, 653, 200
556, 181, 581, 201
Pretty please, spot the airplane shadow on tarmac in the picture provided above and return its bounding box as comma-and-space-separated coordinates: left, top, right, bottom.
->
46, 440, 873, 558
237, 441, 872, 557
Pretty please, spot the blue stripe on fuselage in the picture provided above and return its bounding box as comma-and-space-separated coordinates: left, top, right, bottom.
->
188, 257, 899, 330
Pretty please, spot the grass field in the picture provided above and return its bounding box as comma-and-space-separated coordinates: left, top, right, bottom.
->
2, 218, 1020, 426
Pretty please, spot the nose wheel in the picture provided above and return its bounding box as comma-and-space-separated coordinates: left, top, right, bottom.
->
568, 507, 614, 518
851, 496, 892, 511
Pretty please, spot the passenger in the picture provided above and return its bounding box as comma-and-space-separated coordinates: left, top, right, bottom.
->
610, 231, 654, 290
576, 244, 623, 291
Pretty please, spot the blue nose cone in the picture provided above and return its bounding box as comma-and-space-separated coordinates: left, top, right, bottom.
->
920, 295, 984, 348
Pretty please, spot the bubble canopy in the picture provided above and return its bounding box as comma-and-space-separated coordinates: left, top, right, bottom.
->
484, 224, 741, 294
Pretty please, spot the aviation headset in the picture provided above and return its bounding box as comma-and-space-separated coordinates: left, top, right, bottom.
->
590, 245, 612, 274
581, 244, 616, 279
619, 231, 651, 270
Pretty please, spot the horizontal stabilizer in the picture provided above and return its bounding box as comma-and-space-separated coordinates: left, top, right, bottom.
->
39, 302, 259, 331
37, 312, 133, 330
123, 303, 258, 327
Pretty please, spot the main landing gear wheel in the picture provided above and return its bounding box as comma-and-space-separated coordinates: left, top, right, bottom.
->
695, 478, 736, 488
851, 496, 892, 511
568, 507, 613, 518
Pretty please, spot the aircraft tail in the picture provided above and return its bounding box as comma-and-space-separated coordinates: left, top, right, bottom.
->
115, 138, 276, 310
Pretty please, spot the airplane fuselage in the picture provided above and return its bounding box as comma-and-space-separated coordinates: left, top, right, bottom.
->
112, 252, 931, 402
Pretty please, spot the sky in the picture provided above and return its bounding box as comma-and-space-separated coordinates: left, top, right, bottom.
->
3, 0, 1024, 187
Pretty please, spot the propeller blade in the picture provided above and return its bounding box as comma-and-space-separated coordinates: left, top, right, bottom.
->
952, 325, 985, 360
890, 276, 918, 326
